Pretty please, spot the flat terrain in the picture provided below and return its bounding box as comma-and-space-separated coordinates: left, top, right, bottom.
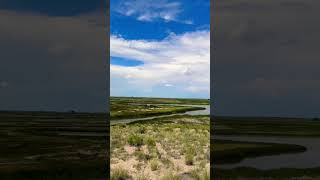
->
110, 97, 208, 120
111, 97, 210, 105
213, 116, 320, 137
110, 97, 210, 179
0, 111, 108, 180
111, 116, 210, 180
212, 116, 320, 180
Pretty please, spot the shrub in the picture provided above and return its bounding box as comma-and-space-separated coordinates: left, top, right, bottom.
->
161, 172, 181, 180
136, 126, 146, 134
137, 174, 148, 180
185, 153, 194, 165
111, 167, 130, 180
150, 159, 159, 171
134, 151, 150, 161
127, 134, 144, 147
145, 136, 156, 147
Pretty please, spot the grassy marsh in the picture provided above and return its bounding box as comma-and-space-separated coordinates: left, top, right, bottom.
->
0, 111, 108, 179
213, 116, 320, 179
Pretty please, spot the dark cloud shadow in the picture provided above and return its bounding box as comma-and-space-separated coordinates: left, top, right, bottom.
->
0, 4, 109, 112
212, 0, 320, 117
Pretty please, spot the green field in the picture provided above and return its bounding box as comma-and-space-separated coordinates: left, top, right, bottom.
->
0, 111, 108, 180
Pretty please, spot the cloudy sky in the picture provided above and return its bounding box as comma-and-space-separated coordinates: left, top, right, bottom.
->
110, 0, 210, 98
0, 0, 108, 112
213, 0, 320, 117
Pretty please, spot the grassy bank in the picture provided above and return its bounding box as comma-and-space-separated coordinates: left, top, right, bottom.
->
111, 102, 204, 120
111, 96, 210, 105
110, 96, 208, 120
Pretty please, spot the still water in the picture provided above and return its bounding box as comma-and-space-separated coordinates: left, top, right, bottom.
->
214, 135, 320, 169
110, 104, 210, 125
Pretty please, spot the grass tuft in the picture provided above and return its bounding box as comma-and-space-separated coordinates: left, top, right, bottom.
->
111, 167, 130, 180
127, 134, 144, 147
150, 159, 159, 171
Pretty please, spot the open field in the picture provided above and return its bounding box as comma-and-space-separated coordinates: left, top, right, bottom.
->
0, 111, 108, 180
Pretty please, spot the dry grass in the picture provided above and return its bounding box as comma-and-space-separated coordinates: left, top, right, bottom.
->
110, 116, 210, 179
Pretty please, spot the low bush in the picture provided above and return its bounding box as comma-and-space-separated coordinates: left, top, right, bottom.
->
150, 159, 159, 171
185, 153, 194, 165
161, 172, 181, 180
145, 136, 156, 147
127, 134, 144, 147
111, 167, 130, 180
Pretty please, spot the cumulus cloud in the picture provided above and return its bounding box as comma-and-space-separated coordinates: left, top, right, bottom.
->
114, 0, 192, 24
110, 30, 210, 98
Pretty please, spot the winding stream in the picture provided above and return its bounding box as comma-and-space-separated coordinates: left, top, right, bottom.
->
214, 135, 320, 169
110, 104, 210, 125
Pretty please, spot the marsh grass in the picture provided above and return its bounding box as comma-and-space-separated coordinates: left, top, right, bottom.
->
160, 172, 181, 180
185, 153, 194, 165
145, 136, 156, 147
110, 167, 130, 180
127, 134, 144, 147
150, 159, 159, 171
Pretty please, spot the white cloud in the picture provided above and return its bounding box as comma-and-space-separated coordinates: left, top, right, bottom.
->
164, 83, 174, 87
115, 0, 192, 24
110, 30, 210, 97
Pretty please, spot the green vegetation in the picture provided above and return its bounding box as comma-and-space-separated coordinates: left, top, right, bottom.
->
110, 115, 210, 179
185, 153, 194, 165
0, 111, 107, 180
213, 116, 320, 137
150, 159, 159, 171
110, 167, 130, 180
111, 103, 204, 120
127, 134, 144, 147
111, 96, 209, 105
160, 172, 181, 180
213, 116, 320, 179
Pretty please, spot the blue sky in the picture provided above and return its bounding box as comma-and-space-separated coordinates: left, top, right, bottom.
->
110, 0, 210, 99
